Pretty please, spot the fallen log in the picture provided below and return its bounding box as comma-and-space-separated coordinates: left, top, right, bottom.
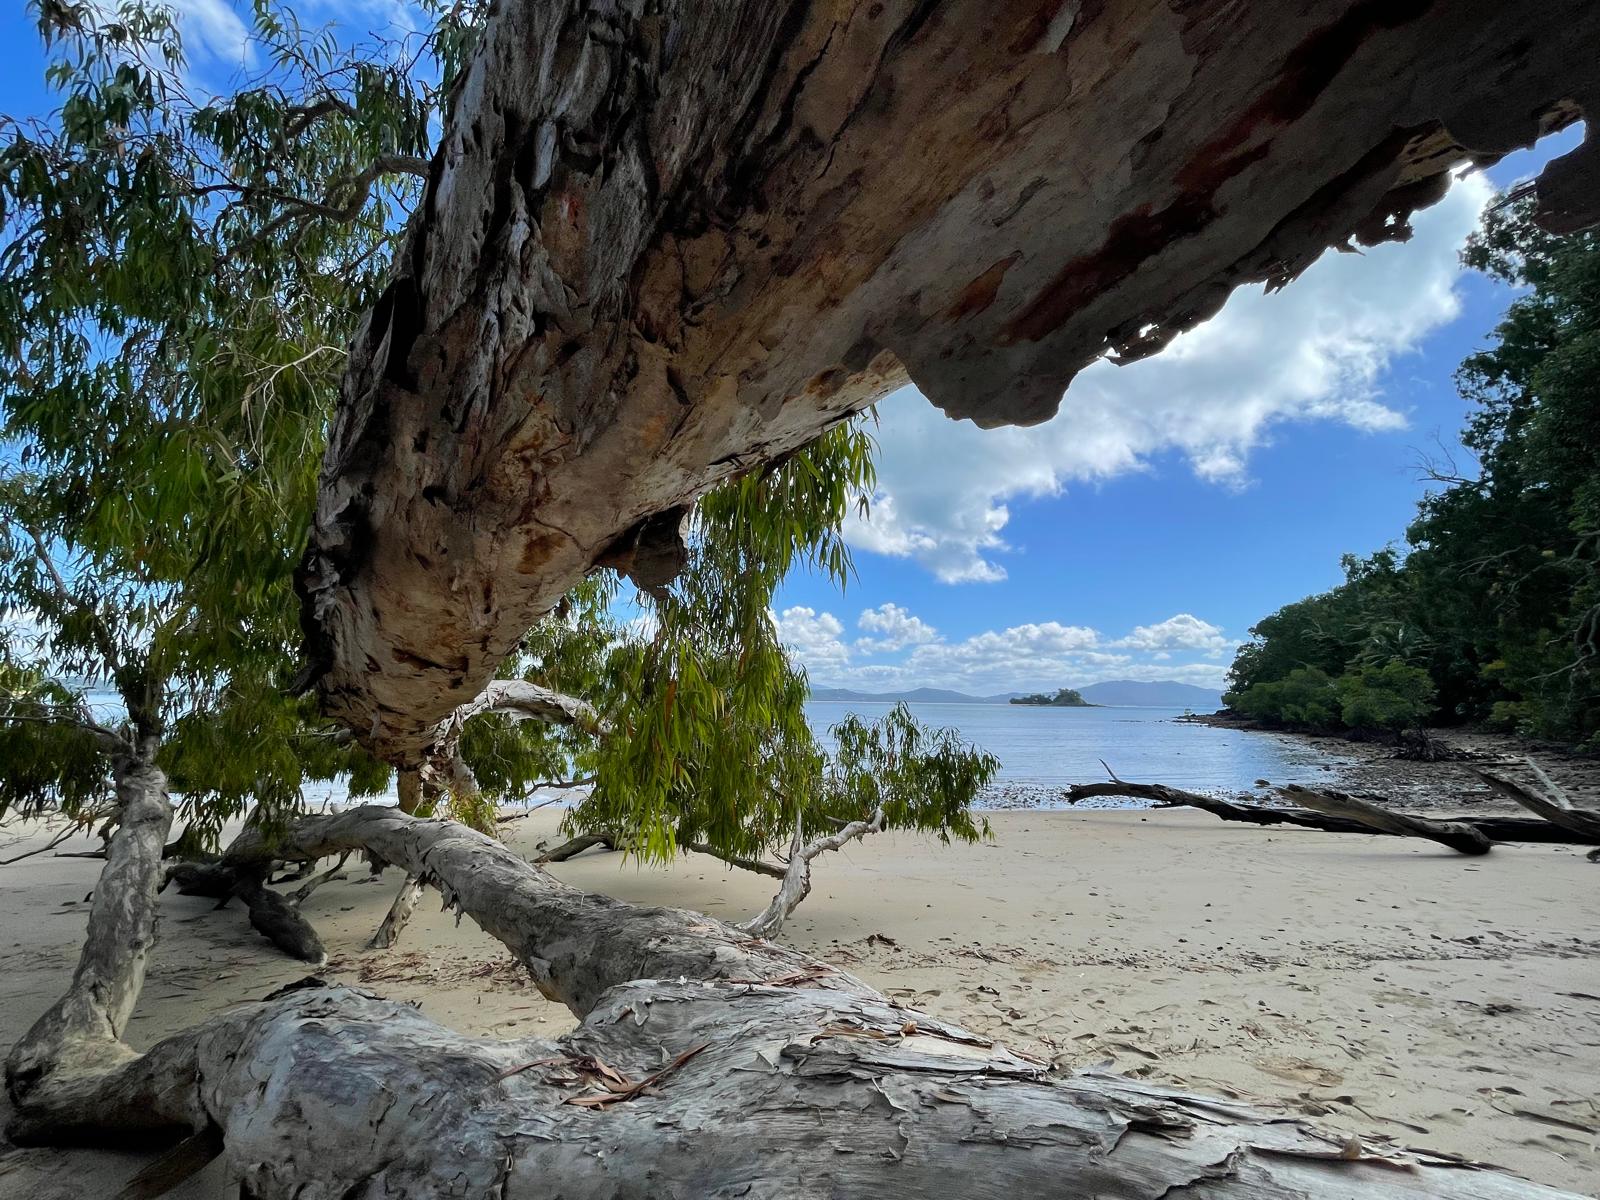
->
7, 805, 1584, 1199
534, 832, 618, 863
1066, 779, 1377, 834
1277, 785, 1493, 855
1476, 764, 1600, 844
1064, 780, 1600, 845
164, 861, 328, 965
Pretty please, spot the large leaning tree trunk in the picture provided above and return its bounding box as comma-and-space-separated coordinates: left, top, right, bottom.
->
298, 0, 1600, 764
6, 805, 1586, 1199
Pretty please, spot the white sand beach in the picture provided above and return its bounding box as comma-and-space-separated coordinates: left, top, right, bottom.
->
2, 807, 1597, 1196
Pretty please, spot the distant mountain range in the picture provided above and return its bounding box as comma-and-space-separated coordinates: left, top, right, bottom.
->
808, 679, 1222, 709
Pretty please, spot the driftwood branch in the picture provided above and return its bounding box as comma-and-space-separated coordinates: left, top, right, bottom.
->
164, 860, 327, 964
535, 833, 617, 864
1066, 779, 1599, 846
1476, 764, 1600, 844
1277, 785, 1493, 855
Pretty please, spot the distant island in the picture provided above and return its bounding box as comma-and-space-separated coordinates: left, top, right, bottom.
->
1009, 688, 1093, 707
808, 680, 1223, 708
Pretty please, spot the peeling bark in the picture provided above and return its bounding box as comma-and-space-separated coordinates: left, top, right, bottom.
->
6, 807, 1585, 1198
299, 0, 1600, 763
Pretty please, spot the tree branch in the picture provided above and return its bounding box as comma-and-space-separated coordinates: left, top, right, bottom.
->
1276, 785, 1493, 855
1475, 763, 1600, 843
740, 808, 885, 939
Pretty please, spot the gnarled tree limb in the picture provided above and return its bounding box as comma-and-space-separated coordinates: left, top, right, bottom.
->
5, 741, 171, 1096
1065, 778, 1598, 844
1476, 764, 1600, 844
741, 808, 886, 939
298, 0, 1600, 763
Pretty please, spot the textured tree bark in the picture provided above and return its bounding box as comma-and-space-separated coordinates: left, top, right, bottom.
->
5, 807, 1586, 1198
395, 767, 424, 815
5, 740, 172, 1097
1278, 784, 1494, 855
298, 0, 1600, 764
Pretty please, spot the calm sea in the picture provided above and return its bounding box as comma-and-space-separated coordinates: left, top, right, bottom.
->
78, 691, 1349, 810
804, 701, 1352, 808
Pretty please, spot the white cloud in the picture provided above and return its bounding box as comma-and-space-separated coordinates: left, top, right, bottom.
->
1114, 613, 1231, 659
783, 604, 1231, 694
850, 174, 1492, 582
163, 0, 256, 70
772, 605, 850, 670
855, 603, 939, 654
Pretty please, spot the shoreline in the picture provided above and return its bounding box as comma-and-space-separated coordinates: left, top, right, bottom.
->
3, 807, 1597, 1196
1177, 713, 1600, 814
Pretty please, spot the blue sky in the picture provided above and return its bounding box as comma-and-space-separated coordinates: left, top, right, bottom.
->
1, 4, 1582, 697
770, 132, 1584, 696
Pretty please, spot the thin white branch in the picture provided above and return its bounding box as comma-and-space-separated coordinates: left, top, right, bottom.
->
740, 808, 885, 939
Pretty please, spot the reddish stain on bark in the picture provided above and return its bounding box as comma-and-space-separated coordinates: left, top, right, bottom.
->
1001, 0, 1434, 344
946, 253, 1022, 321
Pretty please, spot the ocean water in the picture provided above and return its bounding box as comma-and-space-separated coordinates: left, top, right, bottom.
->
74, 691, 1349, 811
805, 701, 1352, 807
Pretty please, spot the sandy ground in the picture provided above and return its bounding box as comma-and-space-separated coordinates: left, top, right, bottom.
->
1, 807, 1598, 1197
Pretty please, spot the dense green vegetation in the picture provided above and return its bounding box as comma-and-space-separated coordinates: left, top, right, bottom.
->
1225, 199, 1599, 749
0, 2, 995, 874
1009, 687, 1093, 707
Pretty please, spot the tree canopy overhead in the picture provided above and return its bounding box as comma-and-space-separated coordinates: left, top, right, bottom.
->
299, 0, 1600, 761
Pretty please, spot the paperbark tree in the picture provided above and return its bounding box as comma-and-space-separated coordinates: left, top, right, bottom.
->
12, 2, 1600, 1196
300, 0, 1600, 763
